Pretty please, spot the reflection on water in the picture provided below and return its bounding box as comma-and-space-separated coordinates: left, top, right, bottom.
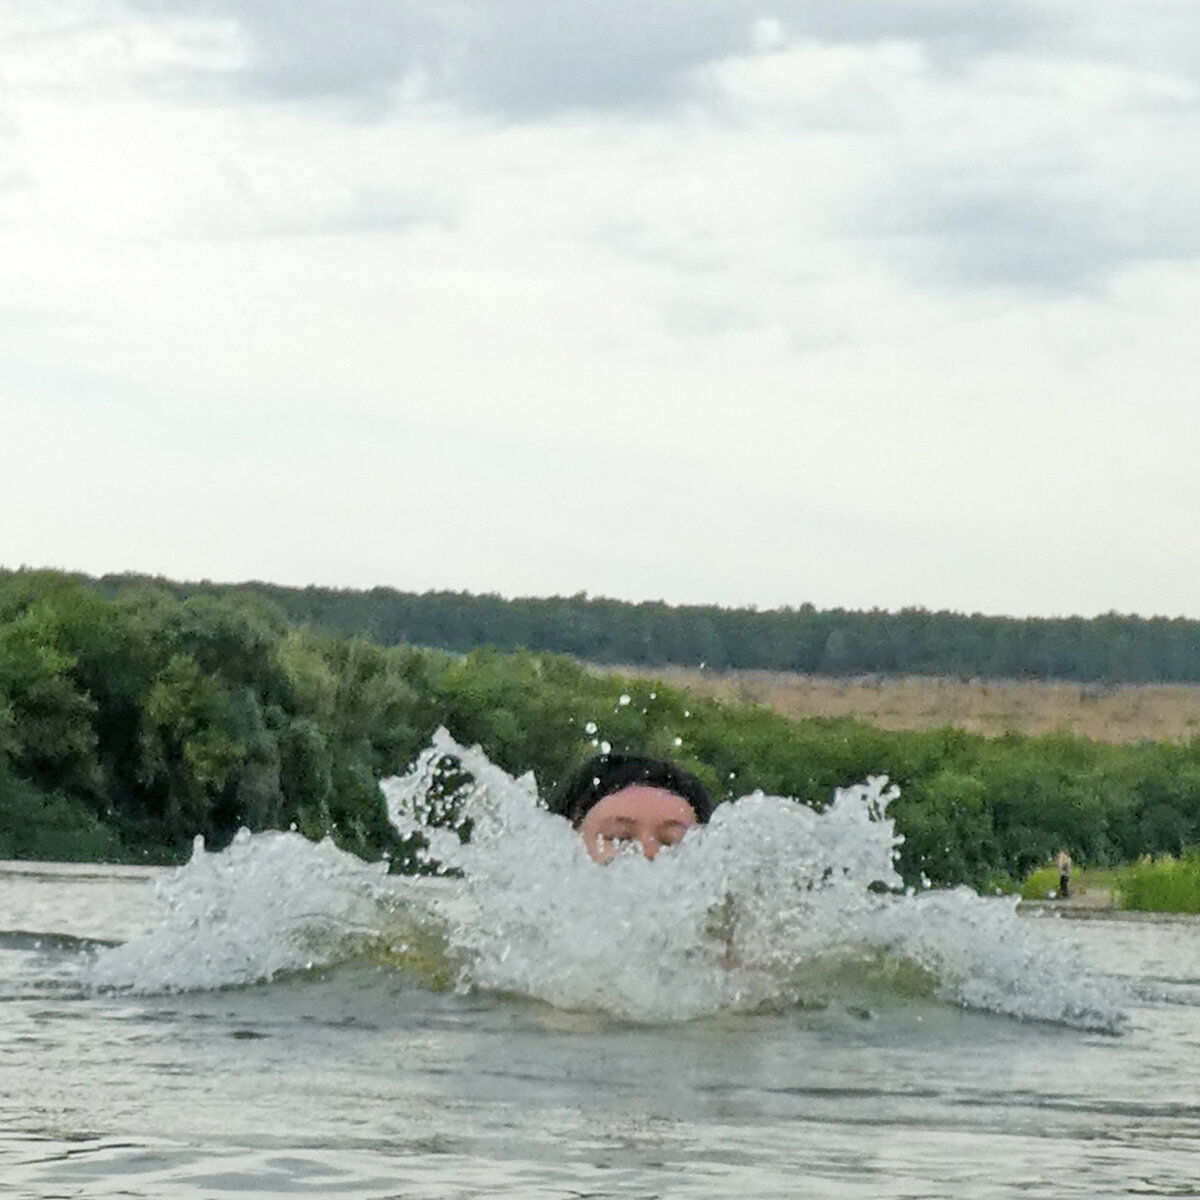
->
2, 735, 1200, 1197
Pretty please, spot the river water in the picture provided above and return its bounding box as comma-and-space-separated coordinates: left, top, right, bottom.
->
3, 737, 1200, 1198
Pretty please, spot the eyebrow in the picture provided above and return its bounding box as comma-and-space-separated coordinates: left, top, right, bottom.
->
657, 821, 690, 835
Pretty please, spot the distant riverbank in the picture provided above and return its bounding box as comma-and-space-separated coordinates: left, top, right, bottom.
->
7, 570, 1200, 894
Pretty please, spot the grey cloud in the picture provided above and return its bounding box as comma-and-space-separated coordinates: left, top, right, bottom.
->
876, 184, 1200, 293
783, 0, 1049, 62
130, 0, 1053, 117
787, 0, 1200, 82
428, 1, 746, 117
918, 192, 1121, 290
131, 0, 742, 113
118, 0, 1200, 292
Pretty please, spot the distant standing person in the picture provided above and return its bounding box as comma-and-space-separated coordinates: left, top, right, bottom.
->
1055, 849, 1072, 900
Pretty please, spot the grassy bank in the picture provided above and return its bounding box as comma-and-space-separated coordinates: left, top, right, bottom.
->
1114, 853, 1200, 914
1020, 864, 1119, 902
1021, 856, 1200, 914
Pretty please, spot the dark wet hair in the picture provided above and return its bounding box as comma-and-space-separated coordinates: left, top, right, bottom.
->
551, 754, 713, 827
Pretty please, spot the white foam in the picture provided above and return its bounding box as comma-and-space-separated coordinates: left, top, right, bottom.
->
90, 828, 395, 992
92, 729, 1128, 1030
380, 729, 1127, 1028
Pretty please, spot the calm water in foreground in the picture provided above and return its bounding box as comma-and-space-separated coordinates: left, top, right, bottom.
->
2, 861, 1200, 1200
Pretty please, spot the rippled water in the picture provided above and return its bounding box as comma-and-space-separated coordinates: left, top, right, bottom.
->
3, 739, 1200, 1197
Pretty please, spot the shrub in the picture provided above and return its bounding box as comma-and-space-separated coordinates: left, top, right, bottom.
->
1115, 851, 1200, 914
1020, 866, 1061, 900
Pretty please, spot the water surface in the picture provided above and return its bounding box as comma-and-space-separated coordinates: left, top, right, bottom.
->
3, 739, 1199, 1198
5, 865, 1200, 1198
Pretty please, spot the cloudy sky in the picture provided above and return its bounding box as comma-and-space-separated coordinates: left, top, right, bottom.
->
3, 1, 1199, 618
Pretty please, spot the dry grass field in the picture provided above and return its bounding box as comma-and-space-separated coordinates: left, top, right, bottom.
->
613, 668, 1200, 744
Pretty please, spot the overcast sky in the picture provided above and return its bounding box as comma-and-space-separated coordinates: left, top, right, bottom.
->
3, 1, 1199, 618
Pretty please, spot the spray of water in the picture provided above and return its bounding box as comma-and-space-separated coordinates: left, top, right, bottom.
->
92, 729, 1127, 1030
89, 829, 398, 993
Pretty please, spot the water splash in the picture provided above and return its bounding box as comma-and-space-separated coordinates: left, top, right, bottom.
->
92, 729, 1127, 1030
381, 729, 1126, 1028
90, 829, 400, 993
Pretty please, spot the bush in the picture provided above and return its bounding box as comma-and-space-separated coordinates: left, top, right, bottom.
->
0, 766, 124, 862
1020, 866, 1060, 900
1115, 852, 1200, 914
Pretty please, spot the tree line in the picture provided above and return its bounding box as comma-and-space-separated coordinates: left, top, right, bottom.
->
55, 571, 1200, 683
6, 569, 1200, 889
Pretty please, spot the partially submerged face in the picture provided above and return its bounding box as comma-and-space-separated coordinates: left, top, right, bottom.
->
577, 784, 700, 863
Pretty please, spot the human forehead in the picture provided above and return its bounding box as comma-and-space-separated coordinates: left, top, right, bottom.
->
583, 785, 698, 826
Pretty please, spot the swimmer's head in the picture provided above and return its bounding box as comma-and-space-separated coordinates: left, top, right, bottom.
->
552, 755, 713, 863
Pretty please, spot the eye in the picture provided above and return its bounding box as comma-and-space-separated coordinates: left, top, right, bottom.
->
600, 822, 637, 842
595, 829, 635, 851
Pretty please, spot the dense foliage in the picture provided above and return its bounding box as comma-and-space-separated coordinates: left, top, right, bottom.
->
1115, 852, 1200, 914
64, 570, 1200, 683
5, 570, 1200, 888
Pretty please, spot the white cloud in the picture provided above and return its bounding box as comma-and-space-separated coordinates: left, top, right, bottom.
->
3, 1, 1200, 616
